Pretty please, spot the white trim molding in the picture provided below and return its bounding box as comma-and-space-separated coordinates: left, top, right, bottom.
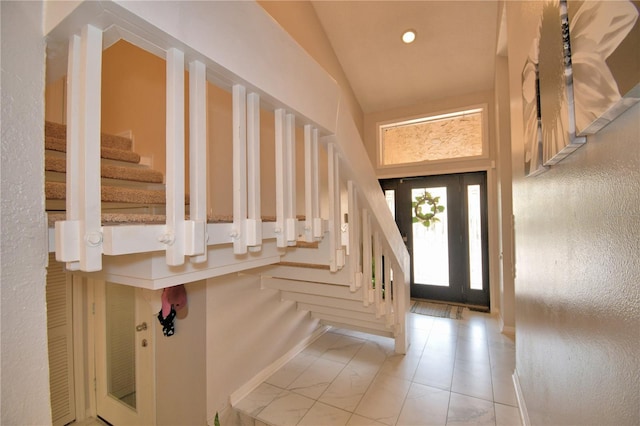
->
512, 369, 531, 426
499, 314, 516, 335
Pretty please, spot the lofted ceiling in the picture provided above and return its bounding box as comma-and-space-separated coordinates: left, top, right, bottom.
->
311, 1, 501, 114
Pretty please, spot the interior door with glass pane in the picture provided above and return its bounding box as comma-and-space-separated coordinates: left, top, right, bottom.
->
381, 172, 489, 307
95, 281, 155, 425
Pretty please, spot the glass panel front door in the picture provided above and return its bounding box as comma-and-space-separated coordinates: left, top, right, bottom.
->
380, 172, 489, 307
412, 186, 449, 287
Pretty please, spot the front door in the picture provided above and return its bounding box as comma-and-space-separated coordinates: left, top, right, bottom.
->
381, 172, 490, 307
94, 281, 155, 425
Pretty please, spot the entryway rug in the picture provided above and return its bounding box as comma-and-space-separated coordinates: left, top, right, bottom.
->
410, 300, 465, 319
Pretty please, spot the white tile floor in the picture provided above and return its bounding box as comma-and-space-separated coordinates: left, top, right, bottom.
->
225, 310, 522, 426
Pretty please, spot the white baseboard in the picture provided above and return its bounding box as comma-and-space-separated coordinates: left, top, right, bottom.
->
512, 369, 530, 426
228, 324, 330, 407
499, 314, 516, 335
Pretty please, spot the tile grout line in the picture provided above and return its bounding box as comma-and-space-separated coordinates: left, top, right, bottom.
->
398, 319, 442, 426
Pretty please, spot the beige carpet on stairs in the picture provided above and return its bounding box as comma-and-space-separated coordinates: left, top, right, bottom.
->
45, 121, 133, 151
46, 181, 168, 204
45, 155, 163, 183
45, 136, 141, 163
44, 122, 313, 230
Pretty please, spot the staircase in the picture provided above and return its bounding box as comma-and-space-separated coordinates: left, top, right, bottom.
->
44, 119, 396, 338
45, 121, 171, 221
256, 236, 397, 339
45, 2, 411, 364
45, 119, 395, 336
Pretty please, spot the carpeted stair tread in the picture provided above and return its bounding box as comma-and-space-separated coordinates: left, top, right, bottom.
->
46, 213, 289, 226
46, 181, 169, 205
45, 121, 133, 151
47, 212, 168, 226
46, 136, 141, 164
45, 155, 163, 183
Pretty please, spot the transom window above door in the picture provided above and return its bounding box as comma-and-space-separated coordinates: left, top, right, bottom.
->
378, 106, 488, 167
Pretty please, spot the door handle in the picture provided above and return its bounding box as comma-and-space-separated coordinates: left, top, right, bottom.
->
135, 322, 147, 332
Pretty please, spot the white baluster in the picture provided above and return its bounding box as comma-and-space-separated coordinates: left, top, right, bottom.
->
393, 265, 409, 354
347, 181, 357, 291
246, 92, 262, 251
285, 112, 297, 245
304, 125, 317, 243
55, 24, 103, 272
361, 208, 372, 306
275, 109, 297, 247
374, 230, 383, 318
328, 143, 344, 271
385, 257, 394, 327
311, 128, 322, 240
275, 109, 286, 247
187, 59, 207, 262
232, 84, 248, 254
165, 47, 185, 266
55, 34, 81, 270
349, 184, 362, 289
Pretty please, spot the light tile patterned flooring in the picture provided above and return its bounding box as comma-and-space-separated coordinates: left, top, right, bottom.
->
224, 310, 521, 426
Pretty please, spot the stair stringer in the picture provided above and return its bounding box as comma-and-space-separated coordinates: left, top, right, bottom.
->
259, 270, 396, 340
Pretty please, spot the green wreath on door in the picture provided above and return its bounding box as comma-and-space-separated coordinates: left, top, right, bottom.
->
412, 190, 445, 228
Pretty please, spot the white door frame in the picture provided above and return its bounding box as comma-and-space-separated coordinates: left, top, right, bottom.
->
90, 279, 156, 425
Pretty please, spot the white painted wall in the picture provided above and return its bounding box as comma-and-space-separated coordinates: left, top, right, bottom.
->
506, 2, 640, 424
205, 272, 319, 420
155, 280, 207, 425
0, 1, 52, 424
494, 54, 516, 332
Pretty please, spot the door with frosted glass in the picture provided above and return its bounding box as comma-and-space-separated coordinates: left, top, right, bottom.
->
381, 172, 489, 307
95, 281, 154, 425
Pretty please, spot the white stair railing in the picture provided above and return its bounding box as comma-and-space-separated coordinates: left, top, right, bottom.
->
47, 0, 410, 353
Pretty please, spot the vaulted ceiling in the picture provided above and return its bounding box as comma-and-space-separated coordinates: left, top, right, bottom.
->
311, 1, 501, 114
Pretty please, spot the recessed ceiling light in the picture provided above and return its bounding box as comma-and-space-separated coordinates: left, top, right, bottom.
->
402, 29, 417, 44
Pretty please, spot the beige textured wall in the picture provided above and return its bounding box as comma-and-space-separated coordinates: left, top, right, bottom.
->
506, 2, 640, 424
206, 273, 319, 420
0, 1, 53, 423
